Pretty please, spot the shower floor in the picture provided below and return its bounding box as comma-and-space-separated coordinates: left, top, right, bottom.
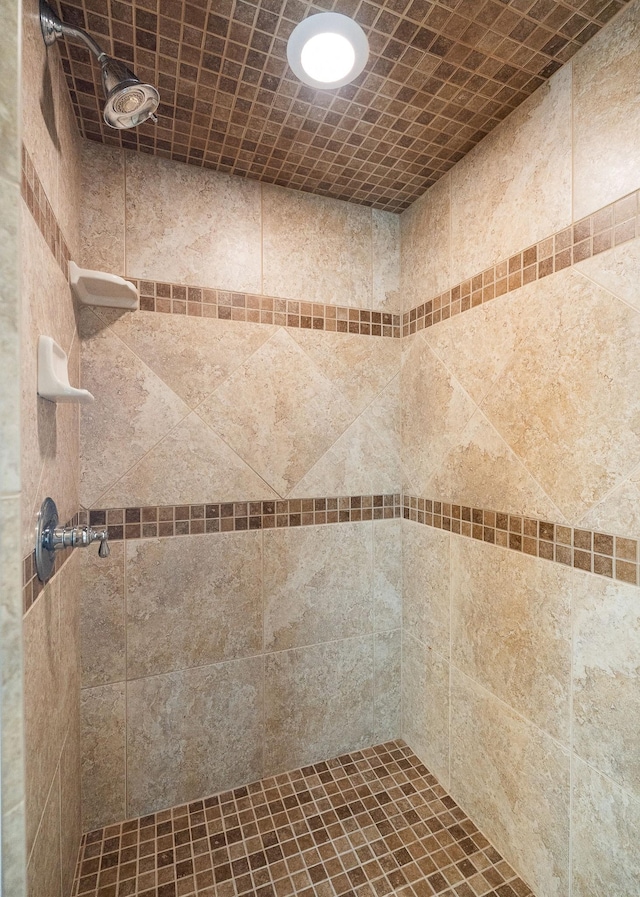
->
71, 740, 534, 897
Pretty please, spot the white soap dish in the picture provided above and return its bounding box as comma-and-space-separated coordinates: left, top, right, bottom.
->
38, 336, 94, 404
69, 261, 139, 309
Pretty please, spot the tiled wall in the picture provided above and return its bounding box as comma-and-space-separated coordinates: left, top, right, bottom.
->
0, 0, 25, 894
20, 0, 84, 894
400, 3, 640, 896
78, 145, 403, 830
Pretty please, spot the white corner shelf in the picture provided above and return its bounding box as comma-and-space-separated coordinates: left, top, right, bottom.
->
37, 336, 94, 404
69, 261, 139, 309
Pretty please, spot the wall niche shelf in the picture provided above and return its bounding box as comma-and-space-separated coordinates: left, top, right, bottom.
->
69, 261, 139, 309
37, 336, 94, 404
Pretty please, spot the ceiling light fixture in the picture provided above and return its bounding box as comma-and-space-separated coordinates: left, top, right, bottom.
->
287, 13, 369, 90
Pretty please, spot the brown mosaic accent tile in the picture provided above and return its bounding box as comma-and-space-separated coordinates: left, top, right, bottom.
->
403, 495, 639, 586
22, 510, 83, 615
21, 144, 71, 277
55, 0, 629, 212
136, 279, 401, 337
87, 494, 401, 542
71, 739, 535, 897
403, 189, 640, 337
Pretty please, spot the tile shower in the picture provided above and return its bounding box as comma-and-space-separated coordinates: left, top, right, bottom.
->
9, 2, 640, 897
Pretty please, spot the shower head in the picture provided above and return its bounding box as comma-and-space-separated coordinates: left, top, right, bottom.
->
39, 0, 160, 130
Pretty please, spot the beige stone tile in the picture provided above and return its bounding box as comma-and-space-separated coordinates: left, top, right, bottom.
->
97, 411, 278, 507
107, 309, 275, 409
450, 64, 572, 285
60, 717, 81, 897
372, 209, 400, 313
26, 770, 61, 897
402, 522, 450, 656
127, 532, 262, 678
289, 329, 400, 417
373, 518, 402, 632
289, 375, 401, 498
79, 542, 125, 688
374, 630, 401, 743
401, 334, 476, 495
0, 495, 24, 816
450, 670, 570, 897
573, 569, 640, 800
572, 757, 640, 897
21, 0, 59, 214
79, 142, 125, 274
53, 49, 81, 261
264, 637, 375, 775
263, 523, 373, 652
262, 184, 373, 307
424, 280, 537, 407
429, 409, 563, 521
23, 577, 61, 856
79, 308, 190, 508
573, 0, 640, 219
125, 151, 262, 291
199, 329, 355, 498
481, 267, 640, 523
400, 174, 450, 307
58, 553, 81, 746
451, 538, 571, 744
575, 235, 640, 313
578, 474, 640, 541
80, 683, 126, 832
401, 632, 450, 789
0, 179, 19, 496
3, 802, 26, 897
0, 0, 19, 182
126, 658, 263, 817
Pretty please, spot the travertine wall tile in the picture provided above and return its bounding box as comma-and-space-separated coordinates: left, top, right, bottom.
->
125, 152, 262, 292
451, 538, 572, 745
572, 758, 640, 897
372, 209, 400, 314
79, 544, 125, 688
450, 64, 572, 286
373, 518, 402, 632
573, 0, 640, 219
80, 683, 126, 833
402, 522, 450, 655
126, 658, 263, 818
574, 233, 640, 312
374, 630, 401, 743
264, 638, 375, 775
26, 770, 61, 897
127, 533, 263, 678
263, 523, 373, 652
400, 174, 450, 309
450, 671, 570, 897
573, 570, 640, 800
0, 179, 20, 497
79, 143, 124, 274
401, 631, 450, 790
262, 185, 373, 308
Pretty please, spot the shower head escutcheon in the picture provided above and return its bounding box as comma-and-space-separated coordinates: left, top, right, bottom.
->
39, 0, 160, 129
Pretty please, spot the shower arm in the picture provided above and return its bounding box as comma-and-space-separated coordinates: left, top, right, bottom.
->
40, 0, 107, 61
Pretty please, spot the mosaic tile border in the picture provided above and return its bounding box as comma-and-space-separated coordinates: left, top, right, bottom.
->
134, 280, 401, 337
72, 739, 534, 897
22, 510, 83, 615
402, 189, 640, 336
85, 494, 402, 542
403, 495, 638, 586
21, 145, 71, 278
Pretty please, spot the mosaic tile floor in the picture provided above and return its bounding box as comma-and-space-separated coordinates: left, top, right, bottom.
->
71, 740, 535, 897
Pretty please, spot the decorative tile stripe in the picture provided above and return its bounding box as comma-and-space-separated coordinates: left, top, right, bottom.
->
86, 494, 402, 542
71, 740, 534, 897
402, 189, 640, 337
22, 511, 83, 616
403, 495, 638, 586
21, 144, 71, 277
134, 279, 401, 337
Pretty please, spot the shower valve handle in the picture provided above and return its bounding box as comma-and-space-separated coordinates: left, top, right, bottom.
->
35, 498, 110, 583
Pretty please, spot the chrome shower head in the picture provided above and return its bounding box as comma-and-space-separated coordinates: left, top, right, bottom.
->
39, 0, 160, 130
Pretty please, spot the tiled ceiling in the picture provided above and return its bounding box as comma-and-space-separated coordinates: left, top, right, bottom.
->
56, 0, 628, 211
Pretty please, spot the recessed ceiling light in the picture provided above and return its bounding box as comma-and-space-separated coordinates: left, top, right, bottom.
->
287, 13, 369, 90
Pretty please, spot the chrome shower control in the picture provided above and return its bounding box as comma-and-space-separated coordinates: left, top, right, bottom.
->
35, 497, 110, 583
